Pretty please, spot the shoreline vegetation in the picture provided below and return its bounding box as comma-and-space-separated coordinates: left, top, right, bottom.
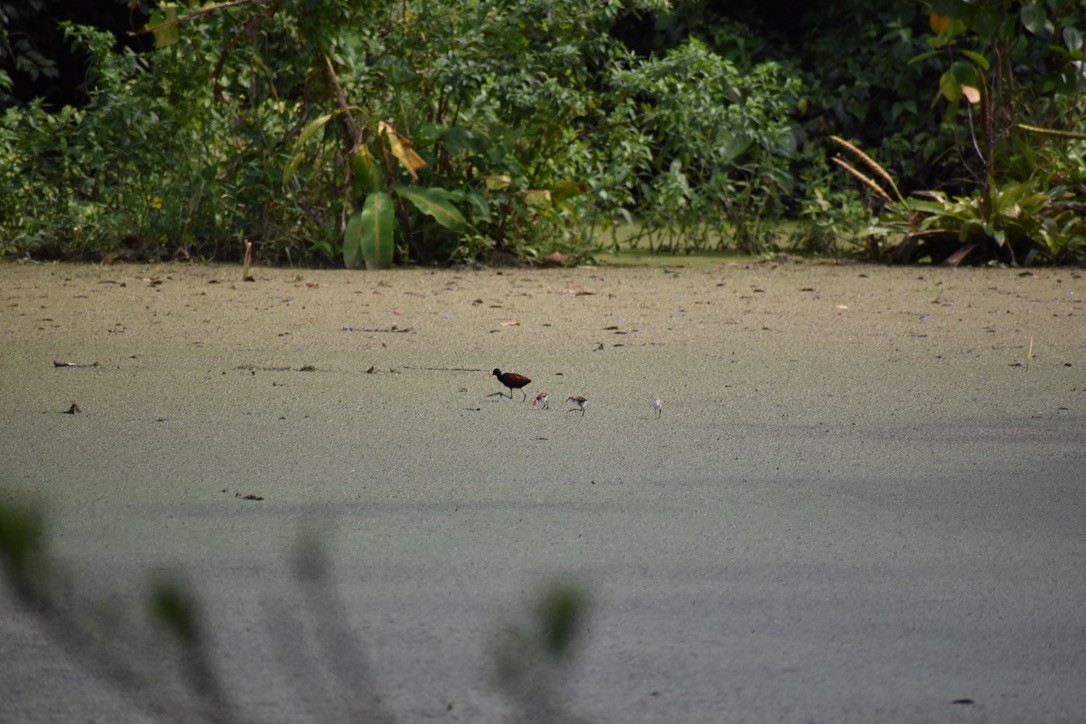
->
2, 1, 1084, 269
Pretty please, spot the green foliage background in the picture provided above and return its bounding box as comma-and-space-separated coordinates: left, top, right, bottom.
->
0, 0, 1083, 265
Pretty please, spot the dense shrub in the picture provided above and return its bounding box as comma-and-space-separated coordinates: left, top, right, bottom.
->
1, 0, 1081, 264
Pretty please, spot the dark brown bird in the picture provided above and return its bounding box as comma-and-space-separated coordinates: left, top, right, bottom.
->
492, 368, 531, 401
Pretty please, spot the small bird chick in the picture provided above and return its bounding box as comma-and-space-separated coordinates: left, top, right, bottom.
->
651, 395, 662, 418
566, 395, 588, 415
532, 391, 549, 409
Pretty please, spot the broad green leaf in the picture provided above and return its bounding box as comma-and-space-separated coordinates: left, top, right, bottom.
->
969, 9, 996, 40
283, 113, 334, 185
418, 124, 486, 155
1020, 3, 1047, 35
938, 70, 962, 103
351, 145, 384, 193
371, 55, 419, 85
345, 192, 394, 269
439, 125, 486, 155
285, 107, 365, 185
282, 151, 304, 186
464, 191, 491, 222
415, 124, 445, 145
957, 49, 990, 70
891, 100, 918, 121
718, 133, 752, 163
343, 209, 365, 269
908, 50, 941, 65
299, 113, 334, 147
1063, 26, 1083, 52
361, 192, 395, 269
146, 7, 179, 49
949, 60, 977, 86
392, 185, 466, 231
959, 218, 983, 242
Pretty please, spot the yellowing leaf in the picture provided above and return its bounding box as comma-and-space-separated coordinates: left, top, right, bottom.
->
929, 11, 951, 35
299, 113, 334, 146
551, 180, 589, 204
484, 175, 513, 191
378, 121, 426, 181
146, 7, 180, 49
523, 190, 552, 208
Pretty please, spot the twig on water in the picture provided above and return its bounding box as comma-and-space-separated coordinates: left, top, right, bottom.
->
243, 240, 254, 282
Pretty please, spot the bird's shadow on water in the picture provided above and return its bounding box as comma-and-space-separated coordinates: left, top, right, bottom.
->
0, 497, 593, 723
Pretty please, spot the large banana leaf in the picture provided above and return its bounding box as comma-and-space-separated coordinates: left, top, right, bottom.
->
352, 145, 384, 194
344, 192, 394, 269
283, 113, 334, 185
391, 185, 467, 232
